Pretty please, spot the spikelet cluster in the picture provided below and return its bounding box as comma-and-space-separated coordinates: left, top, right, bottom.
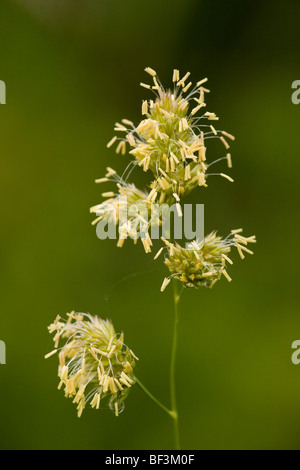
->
158, 230, 256, 290
45, 312, 138, 417
92, 67, 234, 251
90, 168, 161, 253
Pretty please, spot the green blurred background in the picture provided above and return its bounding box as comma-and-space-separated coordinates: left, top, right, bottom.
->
0, 0, 300, 450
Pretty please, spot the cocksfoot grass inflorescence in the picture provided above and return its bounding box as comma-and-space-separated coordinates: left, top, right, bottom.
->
46, 67, 256, 450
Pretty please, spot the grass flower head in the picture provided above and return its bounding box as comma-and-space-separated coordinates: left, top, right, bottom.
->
45, 312, 138, 417
91, 168, 163, 253
158, 229, 256, 290
108, 68, 235, 202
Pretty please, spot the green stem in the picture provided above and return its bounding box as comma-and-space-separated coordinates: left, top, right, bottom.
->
170, 280, 181, 450
136, 281, 182, 449
136, 377, 174, 418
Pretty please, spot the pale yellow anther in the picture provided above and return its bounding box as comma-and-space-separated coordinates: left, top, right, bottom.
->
99, 361, 105, 376
200, 86, 210, 93
234, 234, 249, 245
161, 277, 171, 292
197, 172, 206, 186
176, 203, 183, 218
170, 157, 175, 172
220, 136, 230, 149
95, 177, 109, 184
184, 165, 191, 180
107, 136, 117, 148
177, 71, 190, 87
201, 271, 216, 278
236, 245, 245, 259
142, 100, 148, 114
59, 351, 65, 367
116, 141, 126, 155
199, 146, 206, 162
197, 77, 208, 87
165, 157, 170, 172
108, 345, 116, 358
210, 125, 217, 135
93, 348, 109, 357
106, 167, 117, 177
140, 82, 151, 89
222, 254, 233, 265
183, 81, 192, 93
102, 192, 115, 198
145, 67, 156, 77
114, 378, 124, 391
236, 243, 254, 255
181, 118, 189, 130
122, 119, 134, 126
129, 349, 139, 361
91, 393, 101, 410
200, 131, 204, 146
45, 349, 57, 359
220, 173, 234, 183
126, 133, 136, 147
170, 151, 179, 164
141, 237, 152, 253
226, 153, 232, 168
159, 167, 169, 179
61, 365, 69, 381
109, 377, 118, 394
222, 130, 235, 141
222, 270, 232, 282
205, 112, 219, 120
114, 123, 127, 132
153, 77, 161, 90
154, 247, 164, 260
173, 69, 180, 82
191, 104, 204, 115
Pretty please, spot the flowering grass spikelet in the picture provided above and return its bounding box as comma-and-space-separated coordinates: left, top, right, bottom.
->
91, 68, 238, 253
106, 68, 235, 202
159, 230, 256, 290
46, 312, 138, 417
91, 169, 163, 252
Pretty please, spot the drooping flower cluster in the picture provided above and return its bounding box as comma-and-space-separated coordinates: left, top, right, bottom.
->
91, 68, 234, 252
45, 312, 138, 417
157, 229, 256, 291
